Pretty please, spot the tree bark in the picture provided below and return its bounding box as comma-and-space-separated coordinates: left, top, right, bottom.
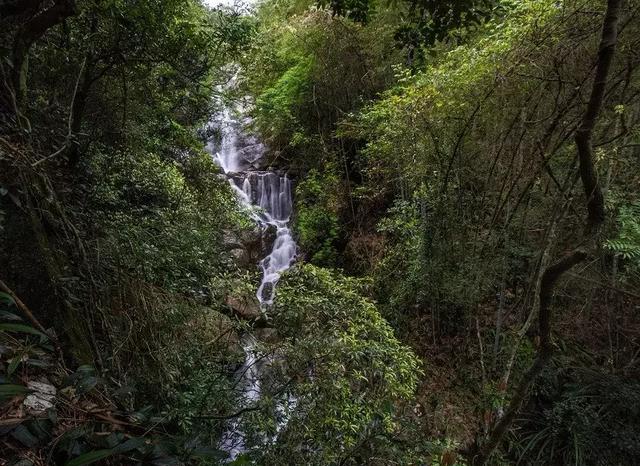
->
575, 0, 621, 231
471, 252, 586, 465
67, 57, 94, 167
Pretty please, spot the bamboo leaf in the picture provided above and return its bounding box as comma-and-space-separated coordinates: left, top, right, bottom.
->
0, 292, 14, 305
64, 449, 114, 466
0, 383, 30, 400
112, 437, 145, 454
0, 323, 47, 339
191, 446, 228, 460
8, 355, 22, 375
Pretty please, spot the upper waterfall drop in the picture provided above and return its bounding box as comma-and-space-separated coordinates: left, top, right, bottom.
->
206, 94, 297, 306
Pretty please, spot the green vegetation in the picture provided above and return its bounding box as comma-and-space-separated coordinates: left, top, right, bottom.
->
2, 0, 640, 464
294, 169, 341, 266
243, 265, 421, 464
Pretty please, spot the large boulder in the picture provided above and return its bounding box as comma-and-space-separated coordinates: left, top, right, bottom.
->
226, 294, 261, 320
224, 223, 277, 268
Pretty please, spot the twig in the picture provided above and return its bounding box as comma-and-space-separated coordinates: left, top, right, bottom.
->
31, 144, 67, 167
0, 278, 62, 356
30, 57, 86, 168
565, 271, 640, 299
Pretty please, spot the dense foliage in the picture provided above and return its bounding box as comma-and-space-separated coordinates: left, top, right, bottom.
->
239, 0, 640, 463
1, 0, 639, 464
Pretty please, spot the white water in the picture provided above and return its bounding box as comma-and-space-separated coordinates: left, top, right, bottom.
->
218, 334, 261, 458
205, 92, 297, 459
209, 100, 296, 306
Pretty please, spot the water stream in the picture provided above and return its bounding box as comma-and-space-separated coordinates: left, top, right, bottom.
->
208, 100, 296, 305
205, 93, 297, 459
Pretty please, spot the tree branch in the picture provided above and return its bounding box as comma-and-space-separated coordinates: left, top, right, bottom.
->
471, 251, 587, 465
0, 278, 62, 356
11, 0, 76, 106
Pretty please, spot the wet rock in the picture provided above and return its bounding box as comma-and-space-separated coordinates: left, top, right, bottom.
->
257, 281, 277, 305
253, 327, 279, 343
224, 222, 279, 269
224, 227, 263, 267
261, 223, 277, 257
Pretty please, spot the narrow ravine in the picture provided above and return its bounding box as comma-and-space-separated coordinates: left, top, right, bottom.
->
205, 92, 297, 459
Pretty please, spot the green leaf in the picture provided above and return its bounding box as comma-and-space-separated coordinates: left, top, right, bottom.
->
0, 292, 14, 305
151, 457, 181, 466
26, 358, 51, 368
8, 355, 22, 375
11, 460, 34, 466
0, 323, 47, 339
76, 376, 99, 394
76, 365, 95, 375
0, 383, 29, 400
47, 408, 58, 424
11, 424, 39, 447
190, 446, 228, 460
0, 309, 21, 320
229, 454, 252, 465
64, 449, 114, 466
27, 418, 53, 441
112, 437, 145, 454
129, 405, 153, 423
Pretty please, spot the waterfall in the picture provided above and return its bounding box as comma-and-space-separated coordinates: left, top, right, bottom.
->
218, 334, 260, 458
205, 92, 297, 459
209, 98, 296, 306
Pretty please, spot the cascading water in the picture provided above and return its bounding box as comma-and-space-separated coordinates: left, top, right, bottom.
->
205, 92, 297, 459
208, 97, 296, 306
218, 334, 261, 459
251, 172, 295, 305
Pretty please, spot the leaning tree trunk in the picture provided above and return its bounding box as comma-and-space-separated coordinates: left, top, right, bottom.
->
11, 0, 76, 108
574, 0, 621, 232
470, 0, 621, 464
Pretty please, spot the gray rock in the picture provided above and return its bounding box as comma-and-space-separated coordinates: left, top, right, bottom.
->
23, 380, 56, 413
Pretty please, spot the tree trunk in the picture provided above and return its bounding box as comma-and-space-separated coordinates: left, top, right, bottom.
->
574, 0, 621, 231
68, 57, 95, 167
470, 0, 621, 463
11, 0, 76, 107
471, 252, 586, 465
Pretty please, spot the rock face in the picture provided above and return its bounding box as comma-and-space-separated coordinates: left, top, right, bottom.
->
205, 106, 267, 173
253, 327, 279, 343
261, 224, 278, 257
226, 294, 261, 320
229, 227, 263, 267
225, 223, 278, 269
